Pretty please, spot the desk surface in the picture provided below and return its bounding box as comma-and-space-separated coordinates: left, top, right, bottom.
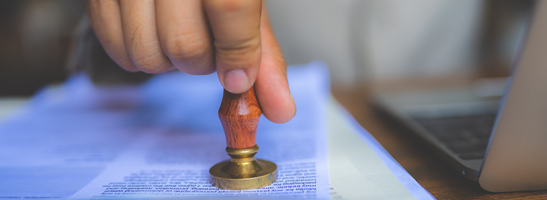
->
332, 85, 547, 199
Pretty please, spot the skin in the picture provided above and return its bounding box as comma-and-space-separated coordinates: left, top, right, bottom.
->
86, 0, 296, 123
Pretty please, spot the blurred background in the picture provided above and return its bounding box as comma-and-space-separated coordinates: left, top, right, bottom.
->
0, 0, 535, 97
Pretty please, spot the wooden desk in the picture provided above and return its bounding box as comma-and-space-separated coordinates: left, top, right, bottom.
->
332, 85, 547, 199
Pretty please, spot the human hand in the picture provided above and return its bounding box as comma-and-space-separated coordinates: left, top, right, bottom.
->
87, 0, 295, 123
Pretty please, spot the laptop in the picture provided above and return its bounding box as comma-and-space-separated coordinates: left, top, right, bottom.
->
373, 0, 547, 192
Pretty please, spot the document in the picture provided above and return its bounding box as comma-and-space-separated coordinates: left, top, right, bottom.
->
327, 98, 434, 200
0, 61, 433, 199
0, 62, 330, 199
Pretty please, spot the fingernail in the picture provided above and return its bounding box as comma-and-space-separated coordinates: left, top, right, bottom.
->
224, 69, 249, 93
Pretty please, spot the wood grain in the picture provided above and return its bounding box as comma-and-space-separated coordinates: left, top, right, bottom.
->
218, 86, 262, 149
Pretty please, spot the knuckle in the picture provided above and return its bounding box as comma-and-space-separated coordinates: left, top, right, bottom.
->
131, 52, 171, 74
164, 35, 215, 75
215, 35, 261, 54
127, 38, 172, 74
164, 34, 210, 62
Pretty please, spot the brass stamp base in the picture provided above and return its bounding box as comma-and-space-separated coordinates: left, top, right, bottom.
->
209, 145, 277, 190
209, 159, 277, 190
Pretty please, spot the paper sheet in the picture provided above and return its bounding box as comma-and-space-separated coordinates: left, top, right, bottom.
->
0, 62, 330, 199
327, 98, 434, 200
0, 61, 434, 199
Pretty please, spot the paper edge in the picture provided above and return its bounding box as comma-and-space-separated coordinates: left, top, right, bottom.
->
330, 98, 436, 200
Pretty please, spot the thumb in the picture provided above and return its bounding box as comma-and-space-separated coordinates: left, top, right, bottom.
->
204, 0, 262, 94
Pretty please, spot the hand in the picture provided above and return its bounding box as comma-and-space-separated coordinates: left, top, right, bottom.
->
87, 0, 296, 123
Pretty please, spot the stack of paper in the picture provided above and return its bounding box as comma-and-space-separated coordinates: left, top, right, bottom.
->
0, 62, 433, 199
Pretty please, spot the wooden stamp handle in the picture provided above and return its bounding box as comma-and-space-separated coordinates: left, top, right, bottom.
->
218, 86, 262, 149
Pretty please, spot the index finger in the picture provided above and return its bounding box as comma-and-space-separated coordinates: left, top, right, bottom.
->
203, 0, 262, 94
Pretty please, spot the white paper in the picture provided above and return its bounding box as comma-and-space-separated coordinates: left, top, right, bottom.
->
0, 61, 434, 200
327, 98, 434, 200
0, 62, 330, 199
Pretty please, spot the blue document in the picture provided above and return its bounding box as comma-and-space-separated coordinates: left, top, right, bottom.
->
0, 62, 433, 199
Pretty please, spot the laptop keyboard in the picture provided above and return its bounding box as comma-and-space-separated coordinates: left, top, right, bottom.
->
412, 114, 497, 160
